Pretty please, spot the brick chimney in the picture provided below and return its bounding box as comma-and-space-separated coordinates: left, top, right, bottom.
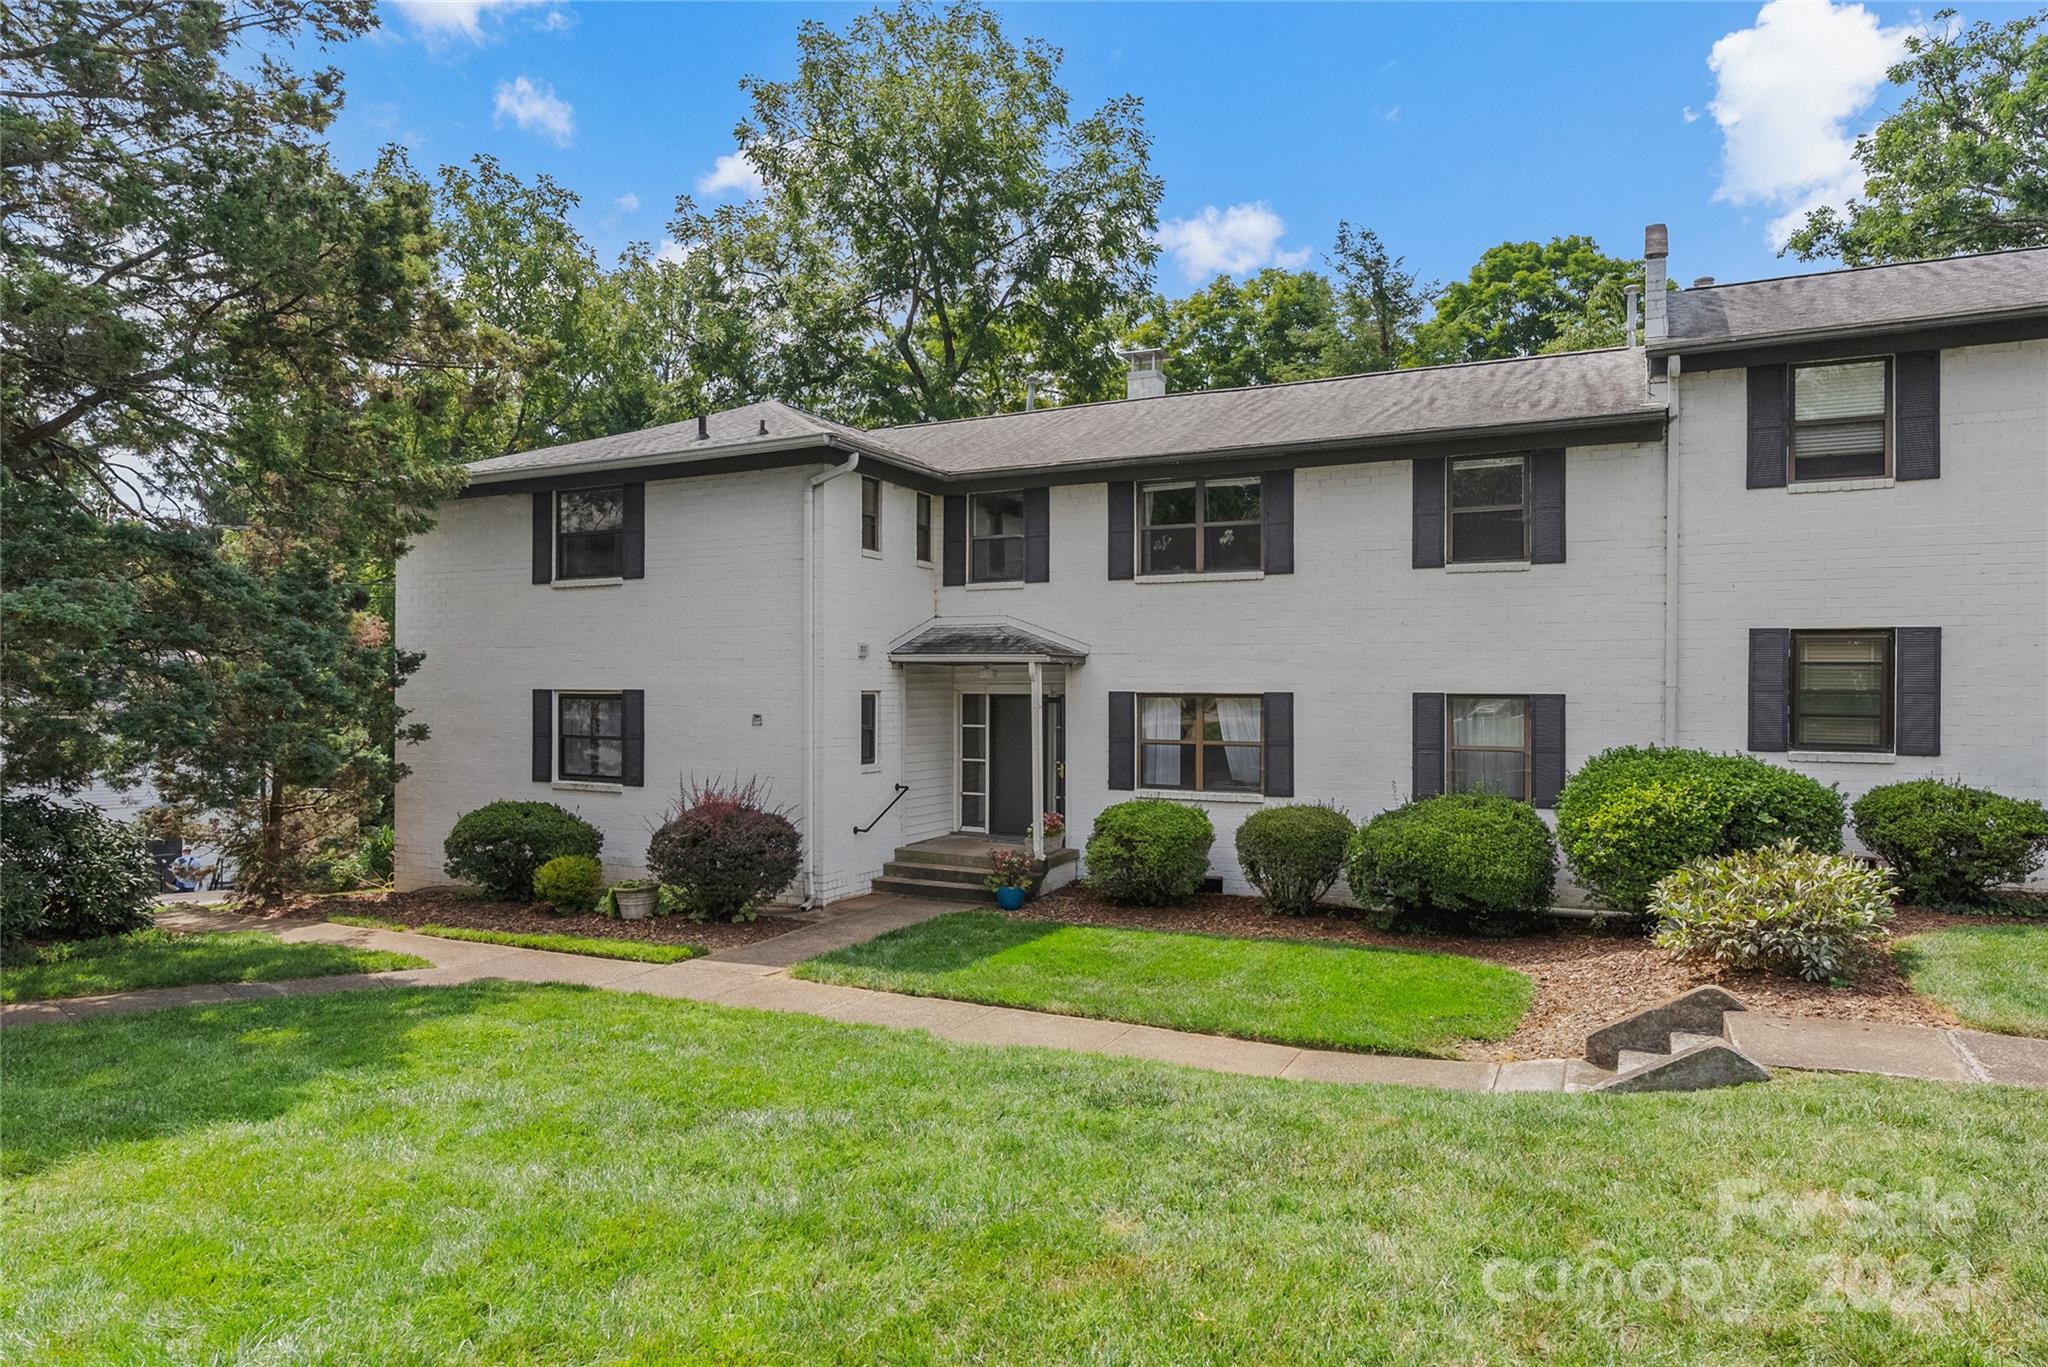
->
1122, 347, 1166, 400
1643, 224, 1669, 343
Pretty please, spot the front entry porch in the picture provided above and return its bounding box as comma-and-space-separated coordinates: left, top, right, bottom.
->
871, 833, 1080, 904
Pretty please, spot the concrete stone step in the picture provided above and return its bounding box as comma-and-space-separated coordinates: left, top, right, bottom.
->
881, 861, 988, 888
870, 875, 1003, 905
1670, 1029, 1725, 1052
1592, 1040, 1771, 1094
1615, 1047, 1669, 1073
889, 845, 1078, 874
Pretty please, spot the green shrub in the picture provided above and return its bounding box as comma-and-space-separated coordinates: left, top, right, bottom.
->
1850, 780, 2048, 907
1345, 793, 1556, 935
645, 777, 802, 922
1651, 841, 1894, 981
442, 801, 602, 901
1235, 804, 1354, 916
0, 796, 157, 945
533, 855, 605, 913
1556, 747, 1845, 914
1084, 800, 1215, 905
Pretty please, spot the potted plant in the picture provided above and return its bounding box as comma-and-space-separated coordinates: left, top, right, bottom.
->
608, 878, 660, 920
1038, 810, 1067, 851
985, 848, 1036, 910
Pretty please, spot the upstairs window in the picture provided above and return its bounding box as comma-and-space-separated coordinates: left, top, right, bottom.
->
1792, 360, 1889, 482
860, 476, 882, 553
558, 693, 625, 782
969, 491, 1026, 582
1447, 457, 1527, 563
915, 492, 933, 564
556, 487, 624, 579
1138, 694, 1263, 793
1445, 695, 1531, 799
1792, 630, 1892, 751
1139, 476, 1262, 575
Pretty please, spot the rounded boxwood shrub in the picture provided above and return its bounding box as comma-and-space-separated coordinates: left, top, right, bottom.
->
1651, 840, 1894, 982
0, 796, 157, 945
1084, 799, 1215, 905
533, 854, 605, 913
1235, 804, 1354, 916
443, 801, 602, 901
646, 777, 802, 922
1851, 780, 2048, 906
1344, 793, 1556, 935
1555, 747, 1845, 914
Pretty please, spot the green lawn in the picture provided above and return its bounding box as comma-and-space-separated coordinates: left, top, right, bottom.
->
1, 930, 426, 1004
791, 911, 1530, 1056
3, 985, 2043, 1362
1897, 923, 2048, 1038
327, 914, 699, 964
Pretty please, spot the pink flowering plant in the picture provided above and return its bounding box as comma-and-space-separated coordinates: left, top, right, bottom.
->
985, 847, 1037, 893
1040, 810, 1066, 839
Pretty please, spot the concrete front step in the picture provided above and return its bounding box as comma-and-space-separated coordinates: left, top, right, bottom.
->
1615, 1047, 1668, 1073
870, 875, 1002, 905
880, 860, 988, 888
1593, 1040, 1771, 1094
891, 843, 1079, 874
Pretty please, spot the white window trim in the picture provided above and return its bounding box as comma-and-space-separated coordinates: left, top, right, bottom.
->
1444, 561, 1531, 574
552, 488, 629, 584
555, 688, 628, 786
552, 780, 624, 794
1786, 750, 1898, 765
1136, 571, 1265, 585
964, 579, 1025, 591
1135, 788, 1266, 806
550, 576, 624, 590
1787, 477, 1896, 495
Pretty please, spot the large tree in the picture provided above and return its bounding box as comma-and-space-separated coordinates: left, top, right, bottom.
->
1788, 10, 2048, 264
665, 0, 1163, 424
1408, 236, 1640, 364
1328, 220, 1432, 371
1123, 269, 1357, 393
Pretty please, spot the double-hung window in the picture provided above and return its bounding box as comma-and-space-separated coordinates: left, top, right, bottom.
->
556, 487, 625, 579
1791, 360, 1889, 482
1138, 694, 1263, 793
915, 492, 933, 564
1447, 457, 1528, 563
969, 491, 1026, 582
559, 693, 625, 782
1446, 695, 1531, 799
1139, 476, 1262, 575
860, 476, 882, 553
1791, 630, 1892, 751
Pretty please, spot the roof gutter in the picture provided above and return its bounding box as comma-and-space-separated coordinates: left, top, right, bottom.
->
462, 433, 946, 488
800, 448, 861, 910
1646, 304, 2048, 358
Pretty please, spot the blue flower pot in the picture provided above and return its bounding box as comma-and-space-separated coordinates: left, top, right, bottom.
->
995, 885, 1027, 911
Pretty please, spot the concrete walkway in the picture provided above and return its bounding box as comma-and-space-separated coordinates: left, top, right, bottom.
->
8, 898, 2046, 1093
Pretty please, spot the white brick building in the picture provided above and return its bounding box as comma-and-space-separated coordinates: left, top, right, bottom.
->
395, 235, 2048, 902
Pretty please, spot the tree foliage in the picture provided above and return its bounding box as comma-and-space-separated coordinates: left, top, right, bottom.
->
1408, 235, 1641, 364
1788, 11, 2048, 264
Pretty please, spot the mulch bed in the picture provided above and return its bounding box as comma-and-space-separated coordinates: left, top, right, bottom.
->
1022, 886, 2034, 1062
252, 887, 808, 953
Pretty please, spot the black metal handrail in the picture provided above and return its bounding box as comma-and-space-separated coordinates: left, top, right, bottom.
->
854, 783, 910, 834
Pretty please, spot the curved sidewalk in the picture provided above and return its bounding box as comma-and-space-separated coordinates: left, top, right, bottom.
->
6, 899, 2045, 1092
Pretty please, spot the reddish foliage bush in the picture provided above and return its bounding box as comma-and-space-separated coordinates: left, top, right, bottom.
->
645, 777, 802, 922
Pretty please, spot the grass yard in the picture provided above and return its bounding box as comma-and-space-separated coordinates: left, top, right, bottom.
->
1896, 923, 2048, 1038
326, 915, 700, 964
792, 910, 1530, 1056
3, 985, 2044, 1363
0, 930, 426, 1004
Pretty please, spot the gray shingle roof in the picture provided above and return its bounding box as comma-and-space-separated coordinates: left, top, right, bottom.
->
872, 347, 1659, 475
1661, 248, 2048, 352
888, 621, 1088, 662
463, 400, 930, 482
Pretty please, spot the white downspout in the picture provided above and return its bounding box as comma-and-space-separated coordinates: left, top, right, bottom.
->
801, 449, 861, 909
1663, 355, 1682, 745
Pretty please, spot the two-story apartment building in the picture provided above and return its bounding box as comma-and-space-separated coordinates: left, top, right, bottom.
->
393, 230, 2048, 904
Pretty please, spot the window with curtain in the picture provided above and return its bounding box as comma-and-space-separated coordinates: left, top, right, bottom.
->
1792, 360, 1889, 482
1138, 694, 1263, 793
1139, 476, 1262, 575
1447, 457, 1527, 563
969, 491, 1025, 582
1446, 695, 1530, 799
1792, 631, 1892, 750
555, 487, 624, 579
915, 492, 933, 563
559, 693, 625, 781
860, 477, 882, 552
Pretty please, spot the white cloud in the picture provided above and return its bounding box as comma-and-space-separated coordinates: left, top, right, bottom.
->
655, 239, 689, 266
388, 0, 547, 44
1681, 106, 1701, 124
1705, 0, 1909, 246
696, 151, 765, 198
492, 75, 574, 147
1154, 202, 1311, 282
613, 192, 641, 215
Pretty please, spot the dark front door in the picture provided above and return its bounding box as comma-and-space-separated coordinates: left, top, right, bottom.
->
988, 694, 1033, 836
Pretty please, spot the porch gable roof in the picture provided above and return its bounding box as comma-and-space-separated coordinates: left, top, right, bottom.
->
887, 619, 1088, 666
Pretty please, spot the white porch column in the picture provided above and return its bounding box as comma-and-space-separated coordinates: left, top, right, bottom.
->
1029, 660, 1045, 861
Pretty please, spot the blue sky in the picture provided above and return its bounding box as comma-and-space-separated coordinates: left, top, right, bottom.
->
326, 1, 1956, 296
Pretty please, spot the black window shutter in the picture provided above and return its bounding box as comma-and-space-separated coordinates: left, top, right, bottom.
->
1530, 694, 1566, 808
531, 688, 553, 781
1748, 628, 1791, 751
621, 483, 645, 579
621, 688, 645, 786
1895, 352, 1941, 481
1024, 486, 1050, 583
1412, 459, 1446, 569
1747, 366, 1788, 489
1107, 691, 1134, 790
1895, 627, 1941, 756
1106, 481, 1135, 580
1528, 450, 1566, 564
532, 493, 553, 583
1412, 692, 1445, 798
1262, 470, 1295, 574
942, 494, 967, 586
1262, 692, 1295, 796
